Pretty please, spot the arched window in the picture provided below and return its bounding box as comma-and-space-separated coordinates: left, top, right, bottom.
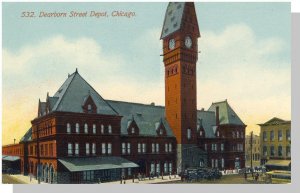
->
93, 124, 96, 134
108, 125, 112, 134
88, 104, 92, 111
84, 123, 88, 134
67, 123, 71, 133
101, 124, 104, 134
76, 123, 79, 133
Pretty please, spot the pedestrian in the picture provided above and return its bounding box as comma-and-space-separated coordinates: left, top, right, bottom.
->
255, 173, 259, 181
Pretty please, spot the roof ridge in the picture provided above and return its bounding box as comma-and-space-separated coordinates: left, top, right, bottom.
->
212, 99, 227, 104
52, 72, 77, 111
107, 99, 165, 108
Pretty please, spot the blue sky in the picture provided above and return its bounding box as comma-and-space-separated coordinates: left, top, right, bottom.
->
2, 2, 291, 144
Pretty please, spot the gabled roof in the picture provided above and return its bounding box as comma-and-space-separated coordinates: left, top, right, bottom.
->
39, 70, 118, 116
197, 111, 216, 138
259, 117, 291, 126
208, 100, 245, 126
107, 100, 174, 137
20, 128, 32, 143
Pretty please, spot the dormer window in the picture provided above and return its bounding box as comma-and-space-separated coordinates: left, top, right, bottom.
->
217, 131, 220, 137
88, 104, 92, 113
132, 127, 135, 134
160, 129, 163, 135
82, 95, 97, 114
200, 130, 203, 136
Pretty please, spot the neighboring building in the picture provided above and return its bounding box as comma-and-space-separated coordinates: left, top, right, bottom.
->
2, 2, 246, 183
245, 134, 260, 163
259, 117, 291, 171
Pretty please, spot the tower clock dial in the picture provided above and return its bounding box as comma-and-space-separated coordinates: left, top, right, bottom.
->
185, 36, 192, 48
169, 38, 175, 50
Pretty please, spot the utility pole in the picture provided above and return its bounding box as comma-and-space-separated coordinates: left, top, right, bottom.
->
250, 131, 253, 171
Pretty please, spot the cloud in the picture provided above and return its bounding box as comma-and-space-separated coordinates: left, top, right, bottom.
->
197, 23, 290, 134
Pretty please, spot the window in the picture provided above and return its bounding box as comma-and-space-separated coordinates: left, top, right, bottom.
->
76, 123, 79, 133
278, 130, 282, 141
221, 158, 225, 168
152, 143, 155, 153
221, 144, 224, 151
169, 162, 172, 173
92, 143, 96, 155
75, 143, 79, 156
83, 170, 94, 182
84, 123, 88, 134
86, 143, 90, 155
150, 163, 155, 173
164, 162, 168, 173
156, 143, 159, 153
217, 131, 220, 137
278, 145, 282, 156
108, 143, 112, 154
204, 144, 207, 151
263, 146, 267, 156
165, 144, 168, 153
93, 124, 96, 134
101, 124, 104, 134
132, 127, 135, 134
108, 125, 112, 134
187, 129, 191, 140
270, 146, 275, 156
156, 163, 160, 174
286, 146, 291, 157
236, 131, 239, 138
286, 130, 291, 141
128, 168, 132, 176
68, 143, 73, 156
211, 144, 217, 151
127, 143, 131, 154
67, 123, 71, 133
138, 143, 141, 153
169, 143, 172, 152
232, 131, 236, 138
102, 143, 106, 154
263, 131, 267, 141
142, 143, 146, 153
270, 131, 274, 141
200, 130, 203, 136
88, 104, 92, 111
122, 143, 126, 154
241, 132, 244, 138
215, 159, 218, 168
211, 159, 214, 168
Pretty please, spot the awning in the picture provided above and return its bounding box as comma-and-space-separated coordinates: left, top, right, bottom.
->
265, 160, 291, 167
58, 156, 139, 172
2, 155, 20, 162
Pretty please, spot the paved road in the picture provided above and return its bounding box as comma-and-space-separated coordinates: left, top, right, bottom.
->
2, 174, 26, 184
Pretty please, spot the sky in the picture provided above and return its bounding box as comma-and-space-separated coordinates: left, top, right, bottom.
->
2, 2, 291, 145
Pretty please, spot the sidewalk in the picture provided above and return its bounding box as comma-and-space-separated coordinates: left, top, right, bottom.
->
8, 174, 46, 184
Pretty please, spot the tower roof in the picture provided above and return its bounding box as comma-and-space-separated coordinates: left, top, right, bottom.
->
160, 2, 200, 39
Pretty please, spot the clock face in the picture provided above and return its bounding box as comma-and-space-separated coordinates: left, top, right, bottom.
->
185, 36, 192, 48
169, 38, 175, 50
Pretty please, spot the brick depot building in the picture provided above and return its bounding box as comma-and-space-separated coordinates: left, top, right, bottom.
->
2, 2, 246, 183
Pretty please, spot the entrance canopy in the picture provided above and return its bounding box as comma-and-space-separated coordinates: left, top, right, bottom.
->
2, 155, 20, 162
58, 156, 139, 172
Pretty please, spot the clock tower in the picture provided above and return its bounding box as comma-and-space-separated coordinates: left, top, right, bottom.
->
161, 2, 203, 172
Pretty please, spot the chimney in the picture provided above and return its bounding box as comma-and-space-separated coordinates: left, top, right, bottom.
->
216, 106, 220, 126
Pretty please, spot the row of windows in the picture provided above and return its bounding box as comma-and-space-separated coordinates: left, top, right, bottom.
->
150, 162, 173, 174
263, 146, 291, 157
211, 158, 225, 168
232, 131, 244, 139
67, 142, 112, 156
66, 123, 112, 134
204, 143, 225, 152
263, 130, 291, 142
29, 143, 54, 157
